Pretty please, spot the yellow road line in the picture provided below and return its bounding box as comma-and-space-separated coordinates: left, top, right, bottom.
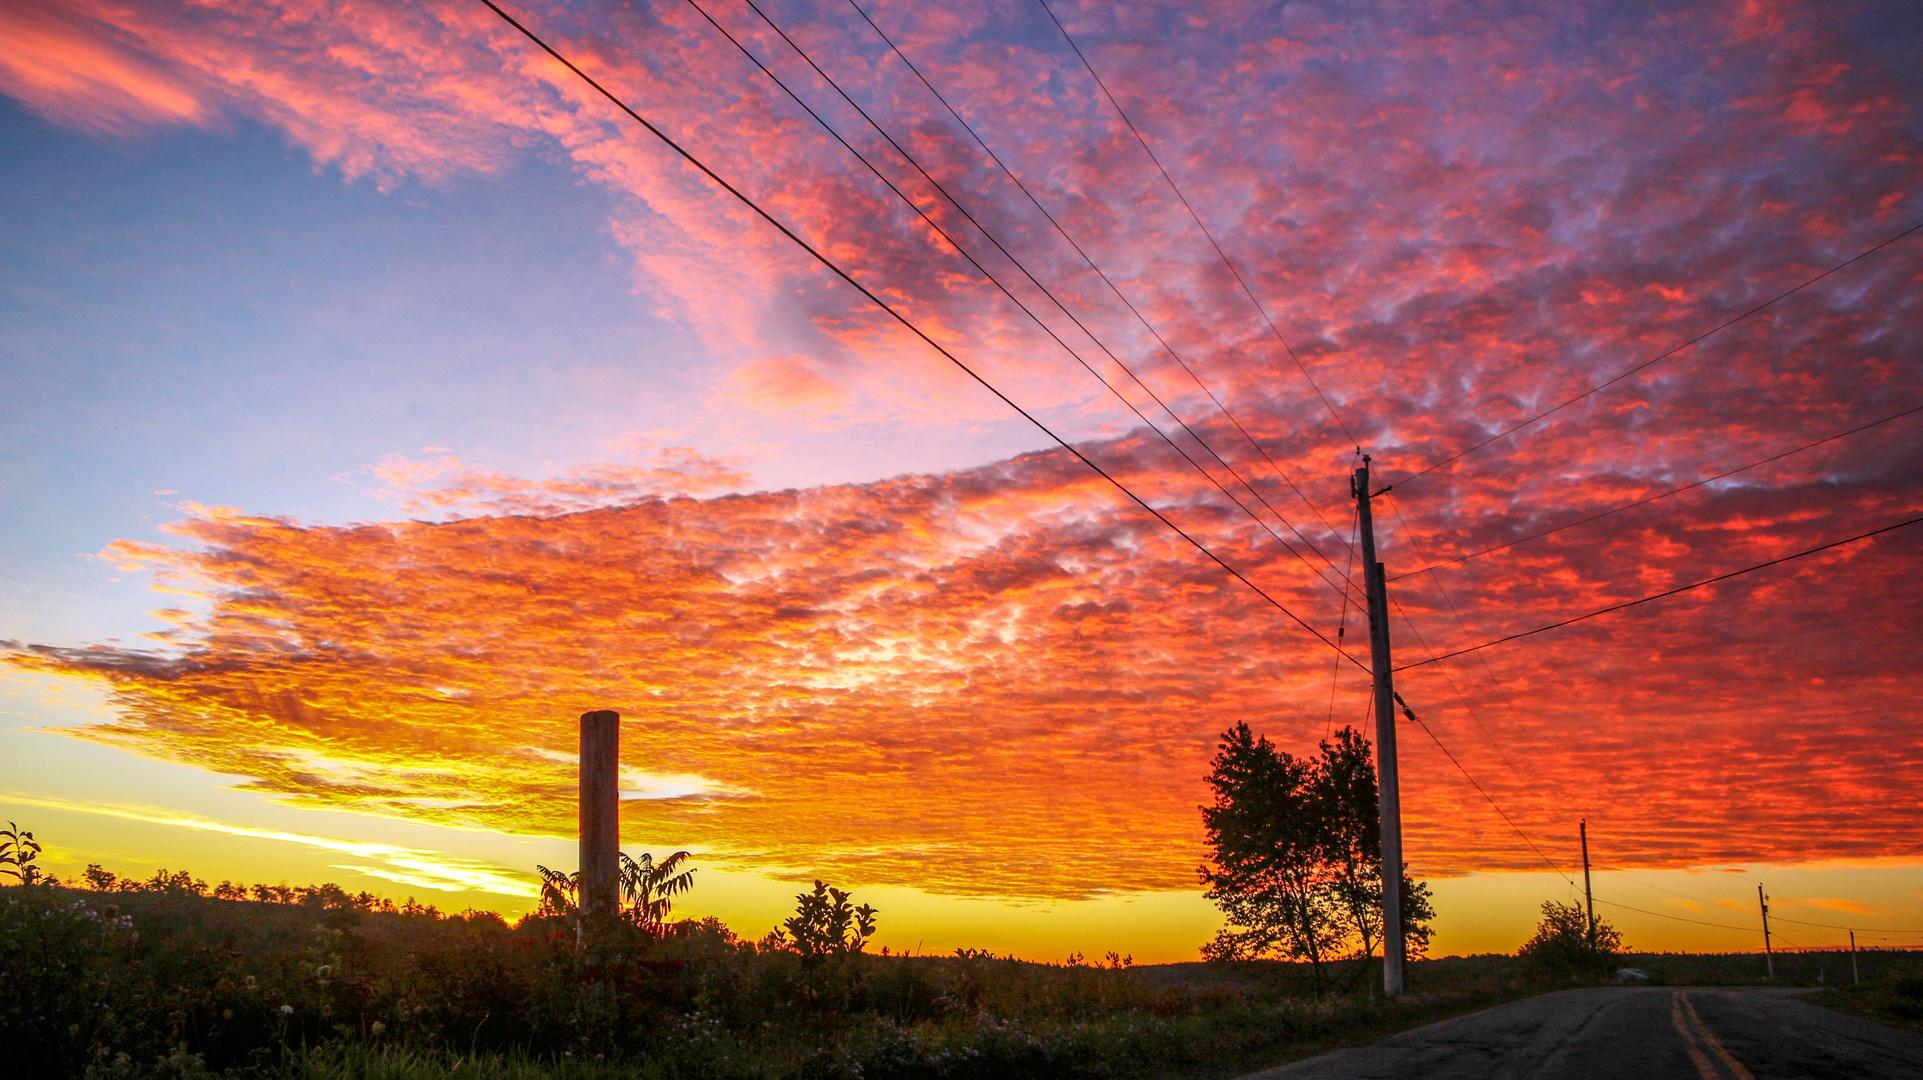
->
1671, 992, 1723, 1080
1680, 993, 1756, 1080
1669, 992, 1758, 1080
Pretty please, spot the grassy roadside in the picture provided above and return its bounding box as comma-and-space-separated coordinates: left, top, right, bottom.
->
1805, 977, 1923, 1034
11, 880, 1919, 1080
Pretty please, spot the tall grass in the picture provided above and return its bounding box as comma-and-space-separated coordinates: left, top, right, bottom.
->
9, 877, 1913, 1079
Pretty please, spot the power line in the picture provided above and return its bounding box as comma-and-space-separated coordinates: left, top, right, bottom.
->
1395, 513, 1923, 671
475, 0, 1367, 670
843, 0, 1358, 570
1388, 591, 1530, 787
1382, 495, 1557, 788
1033, 0, 1363, 453
1600, 871, 1923, 936
1591, 896, 1758, 933
1768, 914, 1923, 934
1324, 490, 1360, 739
1598, 866, 1726, 910
1393, 220, 1923, 489
702, 0, 1360, 604
1397, 697, 1576, 885
1391, 402, 1923, 581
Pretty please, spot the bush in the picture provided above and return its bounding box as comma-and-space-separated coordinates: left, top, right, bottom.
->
1, 859, 1542, 1080
1518, 901, 1622, 979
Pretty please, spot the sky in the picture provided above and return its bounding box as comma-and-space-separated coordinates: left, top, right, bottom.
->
2, 0, 1921, 963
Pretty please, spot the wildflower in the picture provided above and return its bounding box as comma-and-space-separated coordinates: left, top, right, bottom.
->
370, 1021, 386, 1036
222, 1009, 232, 1020
243, 975, 257, 990
315, 964, 332, 979
279, 1005, 294, 1016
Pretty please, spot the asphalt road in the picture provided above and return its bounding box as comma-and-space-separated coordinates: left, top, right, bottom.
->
1242, 986, 1923, 1079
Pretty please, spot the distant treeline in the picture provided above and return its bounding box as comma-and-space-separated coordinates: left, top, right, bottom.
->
76, 864, 450, 917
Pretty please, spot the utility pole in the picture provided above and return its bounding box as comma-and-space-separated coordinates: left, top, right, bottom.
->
1758, 883, 1774, 980
1354, 456, 1405, 997
580, 709, 621, 944
1850, 930, 1859, 985
1580, 820, 1595, 948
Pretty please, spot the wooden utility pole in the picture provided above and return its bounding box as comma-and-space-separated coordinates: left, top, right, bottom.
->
1354, 457, 1405, 997
1580, 820, 1595, 947
580, 709, 621, 937
1851, 930, 1860, 985
1758, 883, 1775, 980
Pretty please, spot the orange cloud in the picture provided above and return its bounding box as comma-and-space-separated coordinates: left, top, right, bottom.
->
716, 354, 860, 415
6, 0, 1921, 902
0, 0, 210, 134
11, 401, 1923, 899
356, 440, 754, 517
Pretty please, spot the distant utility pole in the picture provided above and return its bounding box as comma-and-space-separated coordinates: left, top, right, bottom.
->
1758, 884, 1775, 980
1580, 820, 1595, 948
1354, 456, 1405, 997
580, 709, 621, 942
1851, 930, 1860, 985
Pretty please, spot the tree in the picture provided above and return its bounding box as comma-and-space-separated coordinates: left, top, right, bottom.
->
1200, 724, 1435, 987
766, 880, 877, 958
1200, 724, 1342, 985
1519, 900, 1623, 976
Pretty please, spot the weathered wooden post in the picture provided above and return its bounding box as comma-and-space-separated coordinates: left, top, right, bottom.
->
579, 709, 620, 938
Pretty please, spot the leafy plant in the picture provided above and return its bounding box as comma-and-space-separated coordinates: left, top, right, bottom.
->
619, 850, 695, 935
0, 821, 42, 885
1519, 900, 1624, 976
535, 850, 696, 937
535, 864, 579, 918
768, 880, 878, 957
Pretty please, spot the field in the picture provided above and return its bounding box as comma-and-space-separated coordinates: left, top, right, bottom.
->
6, 877, 1919, 1080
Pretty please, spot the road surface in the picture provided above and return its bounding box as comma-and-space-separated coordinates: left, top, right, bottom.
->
1242, 986, 1923, 1079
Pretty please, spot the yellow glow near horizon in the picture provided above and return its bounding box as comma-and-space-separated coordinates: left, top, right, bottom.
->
7, 670, 1923, 963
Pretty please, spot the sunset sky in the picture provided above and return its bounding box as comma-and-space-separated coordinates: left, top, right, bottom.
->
3, 0, 1921, 963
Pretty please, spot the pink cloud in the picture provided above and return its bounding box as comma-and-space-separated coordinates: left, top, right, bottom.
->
0, 0, 211, 134
6, 0, 1921, 894
355, 439, 754, 517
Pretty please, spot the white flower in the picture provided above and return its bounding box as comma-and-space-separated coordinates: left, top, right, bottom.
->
279, 1005, 294, 1016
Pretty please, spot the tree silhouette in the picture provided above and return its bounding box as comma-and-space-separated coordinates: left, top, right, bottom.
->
1200, 724, 1434, 988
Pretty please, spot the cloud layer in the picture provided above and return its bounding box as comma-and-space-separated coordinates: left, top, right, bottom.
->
5, 0, 1922, 897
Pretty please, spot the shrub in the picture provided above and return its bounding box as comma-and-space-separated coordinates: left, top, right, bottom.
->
1518, 901, 1623, 978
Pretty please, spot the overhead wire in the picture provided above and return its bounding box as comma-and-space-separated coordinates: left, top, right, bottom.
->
474, 0, 1369, 670
1391, 220, 1923, 490
494, 0, 1914, 920
1768, 914, 1923, 934
1324, 487, 1360, 740
1597, 867, 1728, 910
1395, 513, 1923, 671
701, 0, 1362, 604
1024, 8, 1921, 933
1590, 896, 1759, 934
1033, 0, 1364, 454
1390, 401, 1923, 581
1395, 696, 1578, 885
843, 0, 1359, 569
1600, 867, 1923, 936
1381, 496, 1554, 787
